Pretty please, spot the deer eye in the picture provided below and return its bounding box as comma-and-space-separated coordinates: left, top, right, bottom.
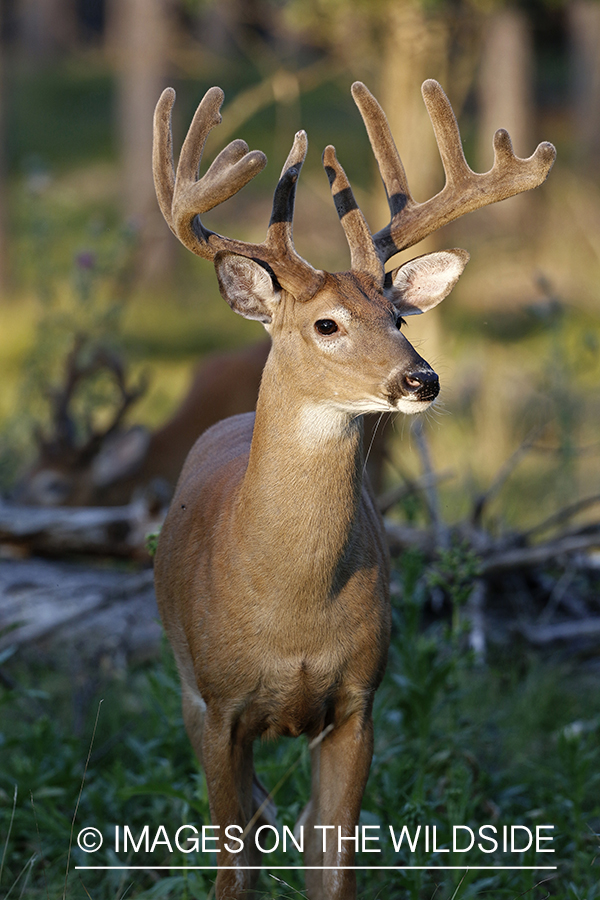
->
315, 319, 338, 335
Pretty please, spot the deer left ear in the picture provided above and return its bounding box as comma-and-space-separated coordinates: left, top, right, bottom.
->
385, 249, 469, 315
215, 251, 281, 324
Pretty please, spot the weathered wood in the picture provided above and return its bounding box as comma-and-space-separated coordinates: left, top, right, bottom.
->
0, 557, 160, 662
481, 532, 600, 575
520, 617, 600, 645
0, 491, 596, 667
0, 499, 161, 559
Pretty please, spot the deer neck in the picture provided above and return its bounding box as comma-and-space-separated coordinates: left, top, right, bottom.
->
234, 356, 366, 590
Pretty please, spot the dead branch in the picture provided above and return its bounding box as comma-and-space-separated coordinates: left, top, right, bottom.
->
378, 468, 454, 515
480, 532, 600, 575
384, 520, 435, 555
519, 617, 600, 645
467, 579, 487, 663
471, 423, 547, 526
522, 492, 600, 541
411, 419, 440, 524
187, 59, 344, 148
0, 499, 160, 559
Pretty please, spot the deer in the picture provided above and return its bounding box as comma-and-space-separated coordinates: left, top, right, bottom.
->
17, 342, 389, 509
13, 336, 146, 507
151, 78, 555, 899
16, 338, 273, 508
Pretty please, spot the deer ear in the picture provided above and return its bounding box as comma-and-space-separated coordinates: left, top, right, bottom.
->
385, 249, 469, 315
215, 252, 281, 324
91, 426, 151, 488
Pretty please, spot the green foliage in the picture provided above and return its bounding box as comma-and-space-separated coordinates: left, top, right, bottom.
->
427, 540, 482, 637
1, 555, 599, 898
0, 182, 138, 491
145, 532, 161, 558
5, 66, 115, 174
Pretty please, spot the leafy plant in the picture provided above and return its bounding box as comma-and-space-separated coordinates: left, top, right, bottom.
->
1, 558, 599, 898
0, 179, 138, 492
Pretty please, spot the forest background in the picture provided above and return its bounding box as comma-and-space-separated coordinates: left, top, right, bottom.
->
0, 1, 599, 899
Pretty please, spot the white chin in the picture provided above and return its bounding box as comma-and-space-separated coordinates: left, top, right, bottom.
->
394, 397, 434, 415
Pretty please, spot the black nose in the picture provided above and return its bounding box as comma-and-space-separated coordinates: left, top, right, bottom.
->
403, 369, 440, 401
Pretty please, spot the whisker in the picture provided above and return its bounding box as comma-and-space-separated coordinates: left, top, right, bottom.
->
363, 412, 386, 481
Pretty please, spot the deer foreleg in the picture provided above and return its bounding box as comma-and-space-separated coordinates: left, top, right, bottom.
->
200, 710, 262, 899
299, 745, 324, 899
315, 713, 374, 900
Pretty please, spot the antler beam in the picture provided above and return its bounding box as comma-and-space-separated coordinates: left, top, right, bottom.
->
153, 87, 324, 297
43, 338, 146, 461
154, 80, 555, 291
351, 79, 556, 263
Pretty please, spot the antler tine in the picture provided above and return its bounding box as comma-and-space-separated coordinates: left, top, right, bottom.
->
153, 89, 324, 296
153, 87, 268, 259
249, 130, 324, 293
43, 339, 147, 462
352, 79, 556, 263
350, 81, 413, 213
266, 130, 308, 250
45, 335, 87, 453
322, 144, 383, 282
421, 78, 556, 203
75, 350, 147, 459
153, 88, 177, 233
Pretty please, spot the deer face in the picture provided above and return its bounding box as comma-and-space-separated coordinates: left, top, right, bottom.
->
153, 80, 553, 430
214, 248, 468, 417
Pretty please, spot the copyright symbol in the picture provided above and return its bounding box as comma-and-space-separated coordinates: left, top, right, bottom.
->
77, 827, 103, 852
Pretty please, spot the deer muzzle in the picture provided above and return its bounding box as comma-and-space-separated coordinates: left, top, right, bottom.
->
386, 364, 440, 409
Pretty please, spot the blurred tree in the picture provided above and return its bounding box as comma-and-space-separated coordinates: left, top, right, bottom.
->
377, 1, 449, 209
0, 4, 5, 292
15, 0, 78, 61
283, 0, 458, 229
477, 5, 535, 226
107, 0, 174, 277
196, 0, 243, 56
568, 0, 600, 172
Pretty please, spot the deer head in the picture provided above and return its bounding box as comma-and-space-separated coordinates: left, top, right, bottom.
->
151, 79, 555, 900
16, 337, 148, 506
153, 80, 554, 422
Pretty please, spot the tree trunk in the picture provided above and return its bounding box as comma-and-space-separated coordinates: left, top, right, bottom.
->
107, 0, 174, 277
377, 2, 449, 218
16, 0, 78, 61
375, 3, 449, 366
568, 0, 600, 171
0, 6, 6, 292
477, 7, 535, 226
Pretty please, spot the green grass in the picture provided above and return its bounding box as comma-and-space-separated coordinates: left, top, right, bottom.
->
5, 62, 115, 175
1, 552, 599, 899
0, 51, 599, 899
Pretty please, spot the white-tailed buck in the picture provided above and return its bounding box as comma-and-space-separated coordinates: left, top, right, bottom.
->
152, 80, 554, 899
17, 339, 389, 507
16, 339, 271, 507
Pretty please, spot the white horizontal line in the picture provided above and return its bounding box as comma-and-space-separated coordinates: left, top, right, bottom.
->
75, 866, 558, 871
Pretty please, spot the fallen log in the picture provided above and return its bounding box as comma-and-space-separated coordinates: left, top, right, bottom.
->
481, 532, 600, 575
0, 498, 162, 559
519, 617, 600, 645
0, 557, 160, 662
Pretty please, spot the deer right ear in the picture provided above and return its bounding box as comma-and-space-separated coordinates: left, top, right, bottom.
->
215, 252, 281, 324
385, 249, 470, 315
92, 425, 151, 488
